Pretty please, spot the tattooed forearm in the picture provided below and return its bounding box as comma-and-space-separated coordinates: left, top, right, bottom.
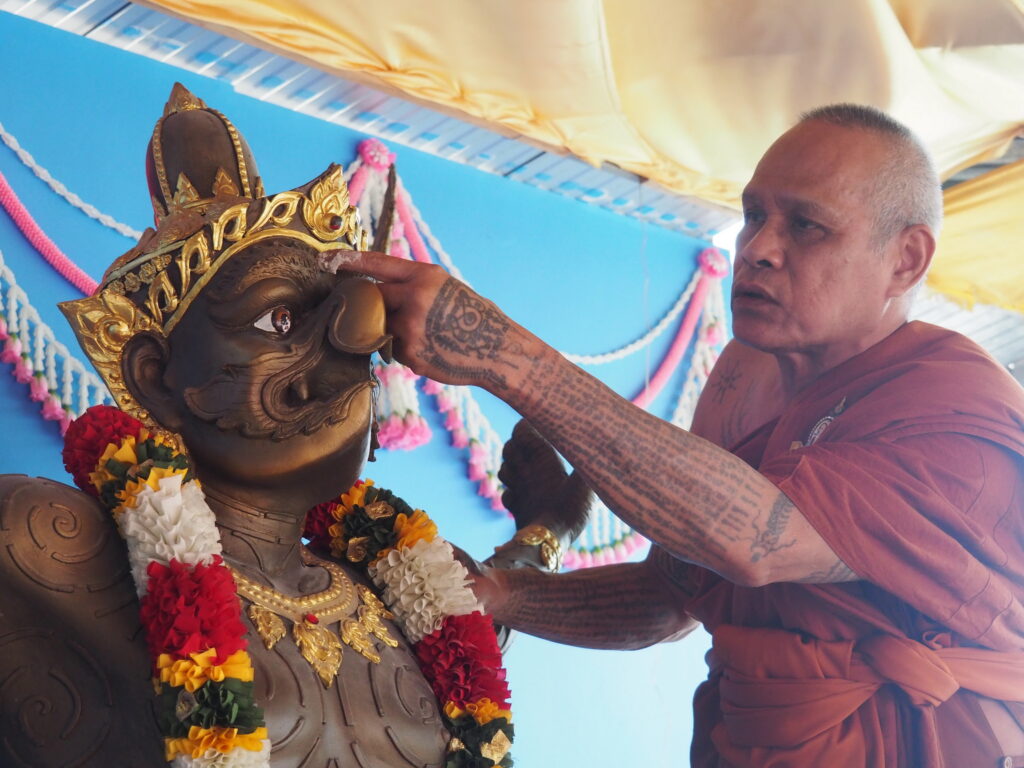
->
495, 346, 848, 587
421, 277, 523, 389
748, 494, 797, 563
492, 561, 696, 650
648, 546, 702, 600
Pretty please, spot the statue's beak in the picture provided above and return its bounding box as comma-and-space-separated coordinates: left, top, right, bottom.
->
326, 277, 393, 363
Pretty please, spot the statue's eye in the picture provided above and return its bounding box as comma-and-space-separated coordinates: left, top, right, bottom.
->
254, 306, 293, 335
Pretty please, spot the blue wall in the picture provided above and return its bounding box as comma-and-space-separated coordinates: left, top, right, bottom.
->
0, 12, 713, 766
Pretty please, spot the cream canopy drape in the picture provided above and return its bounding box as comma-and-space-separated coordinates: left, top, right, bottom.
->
936, 159, 1024, 312
140, 0, 1024, 309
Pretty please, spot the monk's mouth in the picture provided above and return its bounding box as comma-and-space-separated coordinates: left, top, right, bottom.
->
732, 284, 778, 307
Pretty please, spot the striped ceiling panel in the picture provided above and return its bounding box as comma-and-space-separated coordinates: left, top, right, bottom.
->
1, 0, 740, 241
3, 0, 1022, 370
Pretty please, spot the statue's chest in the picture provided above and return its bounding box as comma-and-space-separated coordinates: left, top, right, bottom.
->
241, 572, 448, 768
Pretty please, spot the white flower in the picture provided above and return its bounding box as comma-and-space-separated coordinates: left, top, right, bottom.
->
368, 538, 481, 643
119, 474, 223, 595
171, 740, 270, 767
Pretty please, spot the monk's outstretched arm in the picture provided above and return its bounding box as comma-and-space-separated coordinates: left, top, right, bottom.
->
476, 550, 698, 650
343, 256, 856, 588
502, 339, 855, 586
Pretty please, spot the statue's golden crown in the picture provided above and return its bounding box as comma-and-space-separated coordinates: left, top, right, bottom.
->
59, 83, 367, 425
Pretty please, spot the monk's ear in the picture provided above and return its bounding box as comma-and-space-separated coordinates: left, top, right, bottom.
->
122, 332, 183, 432
888, 224, 935, 298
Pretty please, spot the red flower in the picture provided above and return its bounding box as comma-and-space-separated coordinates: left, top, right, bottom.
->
62, 405, 144, 496
139, 557, 247, 666
414, 612, 510, 709
303, 500, 338, 551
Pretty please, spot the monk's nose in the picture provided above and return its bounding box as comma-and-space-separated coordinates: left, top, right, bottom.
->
326, 277, 393, 361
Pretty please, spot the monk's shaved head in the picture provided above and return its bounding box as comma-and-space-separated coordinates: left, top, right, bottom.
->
799, 104, 942, 245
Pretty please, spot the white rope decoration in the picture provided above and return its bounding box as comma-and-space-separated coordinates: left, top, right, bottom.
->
0, 121, 144, 240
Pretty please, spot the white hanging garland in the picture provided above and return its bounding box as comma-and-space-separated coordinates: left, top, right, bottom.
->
0, 248, 112, 432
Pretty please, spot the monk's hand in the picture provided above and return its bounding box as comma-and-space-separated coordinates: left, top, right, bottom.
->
332, 251, 532, 393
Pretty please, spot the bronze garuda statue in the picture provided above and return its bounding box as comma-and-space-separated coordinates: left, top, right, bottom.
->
0, 84, 587, 767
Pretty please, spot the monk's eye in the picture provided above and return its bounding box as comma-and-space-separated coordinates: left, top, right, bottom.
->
254, 306, 293, 335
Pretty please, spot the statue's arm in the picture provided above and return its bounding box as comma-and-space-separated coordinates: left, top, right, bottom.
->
0, 474, 165, 767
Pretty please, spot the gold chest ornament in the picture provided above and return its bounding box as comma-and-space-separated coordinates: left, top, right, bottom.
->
228, 547, 399, 688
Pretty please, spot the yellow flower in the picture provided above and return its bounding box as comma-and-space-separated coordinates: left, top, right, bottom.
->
394, 509, 437, 550
328, 521, 348, 559
444, 701, 467, 720
114, 465, 190, 516
88, 434, 142, 491
340, 479, 374, 514
165, 725, 268, 760
156, 649, 254, 692
371, 509, 436, 565
466, 698, 513, 726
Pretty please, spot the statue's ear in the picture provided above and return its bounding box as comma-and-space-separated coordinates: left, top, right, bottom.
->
122, 332, 183, 432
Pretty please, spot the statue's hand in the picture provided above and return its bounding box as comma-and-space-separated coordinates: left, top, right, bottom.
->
489, 420, 592, 571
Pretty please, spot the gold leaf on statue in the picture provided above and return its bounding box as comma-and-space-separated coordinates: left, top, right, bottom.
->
358, 604, 399, 648
347, 536, 370, 563
357, 583, 394, 619
293, 619, 344, 688
341, 617, 381, 663
479, 729, 512, 762
212, 166, 240, 197
364, 500, 395, 520
247, 604, 286, 650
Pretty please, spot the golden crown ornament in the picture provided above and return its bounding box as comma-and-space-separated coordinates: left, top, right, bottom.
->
59, 83, 368, 427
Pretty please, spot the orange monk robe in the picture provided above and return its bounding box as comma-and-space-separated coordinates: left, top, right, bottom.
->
684, 321, 1024, 767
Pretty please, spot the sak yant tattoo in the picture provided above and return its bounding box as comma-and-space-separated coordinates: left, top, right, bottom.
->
423, 278, 520, 390
506, 349, 819, 583
748, 494, 797, 563
710, 360, 742, 405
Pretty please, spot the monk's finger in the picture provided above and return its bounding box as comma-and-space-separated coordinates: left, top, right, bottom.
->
328, 250, 417, 283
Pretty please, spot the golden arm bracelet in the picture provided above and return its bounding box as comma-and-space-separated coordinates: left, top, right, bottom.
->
494, 523, 563, 572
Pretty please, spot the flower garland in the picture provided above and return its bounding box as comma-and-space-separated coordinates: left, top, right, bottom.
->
62, 405, 268, 767
62, 404, 513, 767
304, 482, 514, 767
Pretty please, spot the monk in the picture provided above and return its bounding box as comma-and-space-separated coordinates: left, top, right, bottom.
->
340, 104, 1024, 766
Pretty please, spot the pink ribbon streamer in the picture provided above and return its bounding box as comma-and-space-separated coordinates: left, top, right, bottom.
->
348, 165, 370, 206
0, 168, 98, 295
395, 188, 434, 264
630, 275, 710, 409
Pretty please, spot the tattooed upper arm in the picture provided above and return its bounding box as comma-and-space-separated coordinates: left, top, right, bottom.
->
747, 492, 859, 585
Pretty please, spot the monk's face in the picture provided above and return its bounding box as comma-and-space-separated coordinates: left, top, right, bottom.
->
161, 240, 383, 506
732, 121, 903, 358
